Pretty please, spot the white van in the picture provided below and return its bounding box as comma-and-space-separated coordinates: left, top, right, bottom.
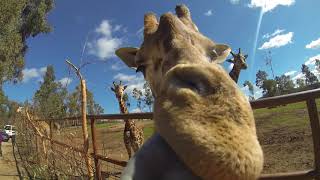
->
4, 125, 16, 138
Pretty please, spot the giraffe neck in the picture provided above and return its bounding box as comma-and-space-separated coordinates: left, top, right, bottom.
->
118, 97, 129, 114
229, 65, 241, 83
117, 96, 135, 126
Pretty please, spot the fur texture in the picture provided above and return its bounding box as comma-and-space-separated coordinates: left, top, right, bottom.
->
116, 4, 263, 180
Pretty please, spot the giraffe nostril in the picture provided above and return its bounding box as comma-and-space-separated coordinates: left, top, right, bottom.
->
164, 65, 216, 97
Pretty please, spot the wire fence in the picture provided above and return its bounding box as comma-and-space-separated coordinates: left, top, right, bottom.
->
13, 88, 320, 180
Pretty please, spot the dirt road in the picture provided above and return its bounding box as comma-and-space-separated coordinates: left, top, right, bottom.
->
0, 141, 20, 180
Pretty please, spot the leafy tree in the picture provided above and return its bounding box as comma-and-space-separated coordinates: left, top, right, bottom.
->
275, 75, 295, 94
66, 85, 104, 116
296, 78, 305, 88
255, 70, 268, 88
143, 82, 154, 111
33, 65, 67, 118
315, 59, 320, 75
243, 80, 254, 100
301, 64, 318, 85
0, 88, 9, 123
132, 82, 154, 112
87, 89, 104, 115
0, 0, 54, 84
261, 79, 277, 97
132, 87, 143, 111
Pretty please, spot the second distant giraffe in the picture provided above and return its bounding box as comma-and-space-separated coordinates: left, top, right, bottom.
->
111, 81, 144, 159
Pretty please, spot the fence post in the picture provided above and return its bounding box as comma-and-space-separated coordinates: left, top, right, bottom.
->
90, 117, 101, 180
306, 99, 320, 180
66, 60, 94, 178
49, 120, 57, 178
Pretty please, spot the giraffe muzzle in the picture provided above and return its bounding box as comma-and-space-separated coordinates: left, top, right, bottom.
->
162, 64, 218, 98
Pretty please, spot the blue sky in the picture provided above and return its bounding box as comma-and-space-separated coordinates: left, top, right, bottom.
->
4, 0, 320, 114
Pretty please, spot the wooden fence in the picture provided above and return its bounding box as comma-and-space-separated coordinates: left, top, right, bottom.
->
22, 88, 320, 180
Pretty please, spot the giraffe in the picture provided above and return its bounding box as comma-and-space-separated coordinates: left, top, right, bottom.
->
110, 81, 144, 159
227, 48, 248, 83
116, 4, 263, 180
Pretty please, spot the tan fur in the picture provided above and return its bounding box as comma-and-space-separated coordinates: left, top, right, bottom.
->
116, 4, 263, 180
111, 81, 144, 159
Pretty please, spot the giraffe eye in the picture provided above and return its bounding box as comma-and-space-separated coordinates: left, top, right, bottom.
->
136, 65, 146, 76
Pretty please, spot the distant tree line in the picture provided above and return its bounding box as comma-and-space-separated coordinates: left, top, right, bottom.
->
31, 65, 104, 120
247, 59, 320, 99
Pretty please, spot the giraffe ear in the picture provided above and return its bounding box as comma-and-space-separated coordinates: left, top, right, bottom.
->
124, 85, 128, 90
110, 87, 115, 92
115, 47, 139, 68
244, 54, 248, 59
210, 44, 231, 64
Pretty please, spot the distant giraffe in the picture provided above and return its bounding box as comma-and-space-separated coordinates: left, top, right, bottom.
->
227, 48, 248, 83
110, 81, 144, 159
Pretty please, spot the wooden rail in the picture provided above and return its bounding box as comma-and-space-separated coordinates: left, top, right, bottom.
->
30, 88, 320, 180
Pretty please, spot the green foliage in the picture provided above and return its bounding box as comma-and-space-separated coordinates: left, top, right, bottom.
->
66, 85, 104, 116
255, 70, 268, 88
275, 75, 295, 95
132, 82, 154, 112
261, 79, 278, 97
33, 65, 67, 118
132, 87, 143, 111
143, 82, 154, 111
301, 64, 318, 85
315, 59, 320, 74
243, 80, 254, 100
296, 78, 305, 88
0, 0, 54, 84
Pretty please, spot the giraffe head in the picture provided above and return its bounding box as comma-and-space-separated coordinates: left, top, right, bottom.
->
227, 48, 248, 70
110, 81, 127, 100
116, 4, 263, 179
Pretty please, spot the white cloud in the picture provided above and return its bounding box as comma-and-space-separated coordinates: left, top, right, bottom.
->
22, 68, 40, 83
114, 73, 136, 82
58, 77, 72, 86
39, 67, 47, 74
111, 63, 124, 71
249, 0, 295, 13
131, 108, 142, 113
22, 67, 47, 83
88, 20, 122, 60
312, 69, 320, 76
204, 10, 213, 16
306, 38, 320, 49
284, 70, 297, 76
259, 32, 293, 50
304, 54, 320, 66
228, 63, 234, 71
114, 25, 122, 32
113, 73, 145, 94
240, 84, 263, 100
292, 72, 305, 81
262, 29, 285, 39
230, 0, 240, 5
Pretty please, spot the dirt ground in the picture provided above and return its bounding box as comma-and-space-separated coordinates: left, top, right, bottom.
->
255, 107, 314, 174
56, 106, 315, 175
0, 141, 20, 180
